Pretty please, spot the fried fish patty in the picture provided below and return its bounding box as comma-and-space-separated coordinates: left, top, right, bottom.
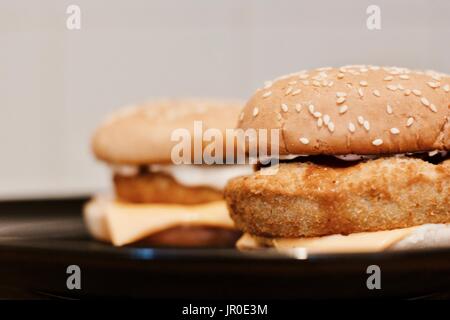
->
224, 157, 450, 238
114, 172, 223, 205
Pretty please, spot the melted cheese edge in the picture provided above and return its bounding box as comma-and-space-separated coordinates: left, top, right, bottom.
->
237, 227, 420, 253
84, 198, 234, 246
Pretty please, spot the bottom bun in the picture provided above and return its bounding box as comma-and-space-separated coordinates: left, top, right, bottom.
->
237, 224, 450, 253
83, 196, 239, 247
133, 225, 241, 248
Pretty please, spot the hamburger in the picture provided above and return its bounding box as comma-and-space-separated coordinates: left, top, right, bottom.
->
225, 65, 450, 253
84, 99, 253, 247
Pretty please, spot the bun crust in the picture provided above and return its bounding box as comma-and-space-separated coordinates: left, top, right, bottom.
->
239, 66, 450, 155
224, 157, 450, 238
92, 99, 243, 164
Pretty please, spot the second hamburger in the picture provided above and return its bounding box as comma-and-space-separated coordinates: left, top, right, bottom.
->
85, 99, 253, 247
225, 65, 450, 252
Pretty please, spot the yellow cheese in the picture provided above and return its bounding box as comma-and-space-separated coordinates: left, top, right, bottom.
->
237, 227, 419, 253
104, 200, 234, 246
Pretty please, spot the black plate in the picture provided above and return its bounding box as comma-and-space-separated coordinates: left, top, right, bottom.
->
0, 198, 450, 299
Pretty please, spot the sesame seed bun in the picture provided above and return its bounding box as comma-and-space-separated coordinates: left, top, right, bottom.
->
239, 65, 450, 155
92, 98, 243, 164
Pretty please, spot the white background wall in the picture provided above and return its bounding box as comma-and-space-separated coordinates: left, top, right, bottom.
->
0, 0, 449, 199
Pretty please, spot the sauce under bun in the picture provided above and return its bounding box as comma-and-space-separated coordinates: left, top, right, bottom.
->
92, 98, 243, 165
239, 65, 450, 155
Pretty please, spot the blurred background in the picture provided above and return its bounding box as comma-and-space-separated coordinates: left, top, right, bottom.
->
0, 0, 449, 200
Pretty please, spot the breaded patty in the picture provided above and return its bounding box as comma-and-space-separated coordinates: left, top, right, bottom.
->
114, 172, 223, 205
225, 157, 450, 238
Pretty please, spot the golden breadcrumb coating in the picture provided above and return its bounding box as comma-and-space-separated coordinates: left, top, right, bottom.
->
225, 157, 450, 238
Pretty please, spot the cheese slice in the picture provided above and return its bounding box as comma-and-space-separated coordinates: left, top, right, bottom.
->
84, 197, 234, 246
237, 227, 420, 253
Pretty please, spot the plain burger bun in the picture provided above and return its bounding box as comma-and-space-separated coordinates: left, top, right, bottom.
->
92, 98, 243, 164
225, 157, 450, 238
239, 65, 450, 155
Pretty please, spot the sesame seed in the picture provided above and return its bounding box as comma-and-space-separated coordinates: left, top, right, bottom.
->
372, 139, 383, 146
359, 80, 368, 87
339, 105, 348, 114
358, 88, 364, 97
262, 91, 272, 98
299, 74, 309, 80
336, 92, 347, 98
427, 81, 440, 89
328, 122, 335, 132
384, 76, 394, 81
312, 80, 321, 87
299, 137, 310, 145
317, 118, 323, 128
337, 73, 344, 79
288, 80, 297, 85
328, 81, 334, 87
276, 113, 282, 121
357, 116, 364, 125
313, 111, 322, 118
363, 120, 370, 131
291, 88, 302, 96
397, 84, 405, 90
399, 75, 410, 80
281, 103, 289, 112
443, 84, 449, 92
239, 112, 244, 121
412, 89, 422, 96
390, 128, 400, 135
386, 104, 393, 114
336, 97, 346, 104
308, 104, 315, 114
406, 117, 414, 127
404, 89, 411, 96
420, 97, 430, 107
295, 103, 302, 112
252, 107, 259, 117
373, 90, 381, 97
429, 150, 439, 157
263, 81, 272, 89
430, 104, 438, 113
323, 114, 330, 125
387, 85, 397, 91
285, 87, 293, 95
348, 122, 356, 133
